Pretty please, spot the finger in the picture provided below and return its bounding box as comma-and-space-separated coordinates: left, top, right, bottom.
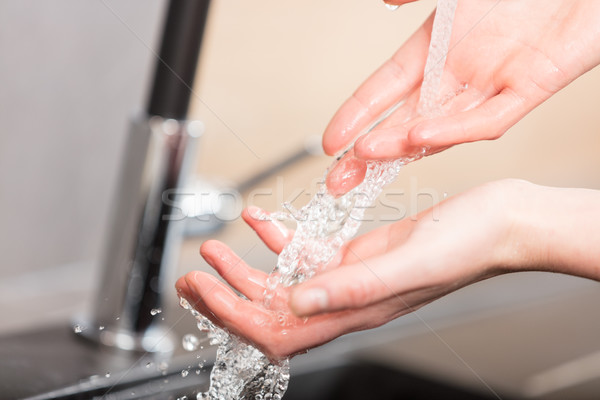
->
183, 272, 273, 337
325, 149, 367, 198
407, 88, 531, 151
322, 19, 432, 156
200, 240, 268, 301
184, 271, 300, 359
288, 253, 404, 317
175, 274, 222, 326
184, 270, 398, 359
385, 0, 420, 5
353, 84, 486, 160
242, 207, 293, 254
353, 125, 421, 160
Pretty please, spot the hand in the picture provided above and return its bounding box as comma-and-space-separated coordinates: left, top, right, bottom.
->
177, 179, 600, 359
383, 0, 420, 7
325, 1, 600, 196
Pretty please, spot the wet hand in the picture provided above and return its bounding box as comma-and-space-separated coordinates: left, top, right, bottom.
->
177, 180, 525, 359
325, 0, 600, 196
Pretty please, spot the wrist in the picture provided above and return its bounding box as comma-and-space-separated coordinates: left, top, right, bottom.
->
495, 179, 600, 280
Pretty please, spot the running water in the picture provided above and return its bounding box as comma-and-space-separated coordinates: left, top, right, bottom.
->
180, 1, 457, 399
418, 0, 458, 118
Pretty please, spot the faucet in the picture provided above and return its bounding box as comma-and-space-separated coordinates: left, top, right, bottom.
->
77, 0, 322, 354
78, 0, 212, 353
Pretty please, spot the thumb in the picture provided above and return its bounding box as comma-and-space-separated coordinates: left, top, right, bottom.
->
289, 254, 401, 317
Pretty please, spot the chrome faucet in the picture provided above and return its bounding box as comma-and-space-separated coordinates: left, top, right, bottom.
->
79, 0, 211, 353
77, 0, 321, 354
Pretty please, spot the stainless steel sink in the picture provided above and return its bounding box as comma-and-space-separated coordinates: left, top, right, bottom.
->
2, 271, 600, 399
0, 322, 210, 400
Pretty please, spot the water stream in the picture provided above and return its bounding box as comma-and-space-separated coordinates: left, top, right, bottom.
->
180, 1, 457, 398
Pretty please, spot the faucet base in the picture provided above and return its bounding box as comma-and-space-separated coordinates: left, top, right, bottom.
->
73, 315, 176, 354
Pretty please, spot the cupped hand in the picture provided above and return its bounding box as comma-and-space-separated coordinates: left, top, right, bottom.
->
325, 0, 600, 196
177, 180, 525, 359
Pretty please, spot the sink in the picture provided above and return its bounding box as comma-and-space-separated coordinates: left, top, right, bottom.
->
3, 271, 600, 399
0, 322, 503, 400
0, 323, 211, 400
285, 361, 507, 400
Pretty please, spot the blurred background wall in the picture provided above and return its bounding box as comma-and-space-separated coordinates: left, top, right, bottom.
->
0, 0, 164, 276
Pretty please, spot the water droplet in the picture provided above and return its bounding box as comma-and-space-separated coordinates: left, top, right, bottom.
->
158, 361, 169, 371
179, 296, 191, 310
150, 308, 162, 316
181, 369, 189, 378
443, 192, 448, 199
73, 324, 83, 334
276, 312, 287, 327
105, 372, 111, 378
182, 333, 200, 351
98, 325, 105, 331
385, 3, 399, 11
146, 362, 153, 369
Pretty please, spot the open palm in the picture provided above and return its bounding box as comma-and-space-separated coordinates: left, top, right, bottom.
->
176, 180, 517, 360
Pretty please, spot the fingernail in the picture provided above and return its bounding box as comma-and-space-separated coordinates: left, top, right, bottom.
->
247, 206, 267, 220
184, 271, 202, 291
291, 288, 329, 316
326, 156, 367, 198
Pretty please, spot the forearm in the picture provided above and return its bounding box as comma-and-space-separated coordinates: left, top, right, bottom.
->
508, 181, 600, 280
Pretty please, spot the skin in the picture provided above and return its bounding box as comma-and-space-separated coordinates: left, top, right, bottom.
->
175, 1, 600, 360
177, 180, 600, 360
325, 0, 600, 196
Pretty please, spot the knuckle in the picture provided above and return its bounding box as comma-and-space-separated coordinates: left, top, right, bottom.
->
344, 278, 374, 308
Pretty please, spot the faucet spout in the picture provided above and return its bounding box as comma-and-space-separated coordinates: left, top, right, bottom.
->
78, 0, 211, 352
80, 116, 202, 353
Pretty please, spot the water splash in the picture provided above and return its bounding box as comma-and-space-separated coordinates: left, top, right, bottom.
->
178, 154, 424, 400
181, 1, 457, 398
182, 333, 201, 352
